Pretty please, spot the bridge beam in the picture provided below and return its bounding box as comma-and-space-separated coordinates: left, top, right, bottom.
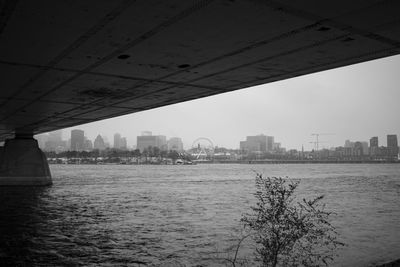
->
0, 133, 52, 186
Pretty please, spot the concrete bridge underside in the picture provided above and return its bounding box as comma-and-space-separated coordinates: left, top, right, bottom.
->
0, 0, 400, 185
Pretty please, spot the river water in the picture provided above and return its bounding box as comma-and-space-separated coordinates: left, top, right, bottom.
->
0, 164, 399, 266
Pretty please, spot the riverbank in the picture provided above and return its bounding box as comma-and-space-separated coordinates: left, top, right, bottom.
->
211, 159, 400, 164
48, 158, 400, 165
377, 259, 400, 267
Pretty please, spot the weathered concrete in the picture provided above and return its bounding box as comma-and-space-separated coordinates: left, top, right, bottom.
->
0, 136, 52, 186
0, 1, 400, 140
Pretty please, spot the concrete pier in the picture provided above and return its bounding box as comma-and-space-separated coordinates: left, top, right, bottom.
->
0, 134, 52, 186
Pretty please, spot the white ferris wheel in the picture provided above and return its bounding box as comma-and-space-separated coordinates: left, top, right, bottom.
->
191, 137, 214, 160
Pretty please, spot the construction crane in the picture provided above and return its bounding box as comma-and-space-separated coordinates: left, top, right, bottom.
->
309, 141, 328, 151
310, 133, 335, 151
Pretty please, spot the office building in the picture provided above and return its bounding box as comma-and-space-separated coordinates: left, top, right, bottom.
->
114, 133, 121, 149
113, 133, 127, 150
353, 142, 364, 156
273, 142, 281, 151
137, 132, 167, 152
370, 137, 378, 147
168, 137, 184, 151
387, 134, 399, 158
267, 136, 274, 151
361, 142, 369, 155
240, 134, 267, 153
71, 129, 85, 151
344, 140, 354, 148
84, 138, 93, 151
94, 135, 106, 150
387, 134, 398, 148
120, 137, 127, 150
369, 136, 379, 157
102, 136, 111, 148
43, 130, 66, 151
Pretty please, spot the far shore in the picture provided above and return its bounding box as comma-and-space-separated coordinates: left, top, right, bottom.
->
376, 258, 400, 267
48, 159, 400, 165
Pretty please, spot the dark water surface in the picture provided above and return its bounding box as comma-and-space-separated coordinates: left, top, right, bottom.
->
1, 164, 399, 266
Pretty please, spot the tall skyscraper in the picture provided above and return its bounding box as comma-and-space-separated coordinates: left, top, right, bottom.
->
71, 129, 84, 151
93, 135, 106, 150
120, 137, 127, 150
369, 136, 379, 157
387, 134, 398, 148
114, 133, 121, 149
84, 138, 93, 151
370, 137, 378, 148
102, 136, 110, 148
353, 142, 364, 156
267, 136, 274, 151
361, 142, 369, 155
387, 134, 399, 158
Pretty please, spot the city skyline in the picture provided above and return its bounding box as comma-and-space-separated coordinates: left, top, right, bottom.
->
36, 128, 398, 154
45, 54, 400, 150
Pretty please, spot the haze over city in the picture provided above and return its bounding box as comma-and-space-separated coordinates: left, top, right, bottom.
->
56, 54, 400, 151
2, 2, 400, 266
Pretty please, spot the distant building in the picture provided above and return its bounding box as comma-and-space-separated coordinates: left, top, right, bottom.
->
71, 129, 85, 151
114, 133, 121, 149
101, 136, 110, 148
387, 134, 398, 148
159, 136, 167, 150
361, 141, 369, 155
168, 137, 184, 151
120, 137, 127, 150
387, 134, 398, 159
137, 132, 167, 152
94, 135, 106, 150
111, 134, 127, 150
45, 130, 65, 151
267, 136, 274, 151
344, 147, 352, 158
84, 138, 93, 151
273, 142, 281, 151
240, 134, 267, 153
344, 140, 354, 148
369, 136, 379, 157
353, 142, 364, 156
370, 137, 378, 147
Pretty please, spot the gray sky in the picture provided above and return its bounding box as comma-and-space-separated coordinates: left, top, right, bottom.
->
62, 54, 400, 151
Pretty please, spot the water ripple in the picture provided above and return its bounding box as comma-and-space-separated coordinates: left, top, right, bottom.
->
0, 164, 399, 266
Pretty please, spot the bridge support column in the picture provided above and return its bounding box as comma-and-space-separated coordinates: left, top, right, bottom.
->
0, 133, 52, 186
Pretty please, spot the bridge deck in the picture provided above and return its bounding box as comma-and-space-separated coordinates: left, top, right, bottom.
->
1, 0, 399, 139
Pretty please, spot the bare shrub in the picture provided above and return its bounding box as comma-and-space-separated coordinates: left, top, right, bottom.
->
239, 174, 344, 267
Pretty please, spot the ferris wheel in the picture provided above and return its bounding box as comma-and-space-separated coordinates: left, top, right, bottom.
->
191, 137, 214, 160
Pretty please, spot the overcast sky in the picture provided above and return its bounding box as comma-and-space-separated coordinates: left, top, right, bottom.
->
60, 54, 400, 151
